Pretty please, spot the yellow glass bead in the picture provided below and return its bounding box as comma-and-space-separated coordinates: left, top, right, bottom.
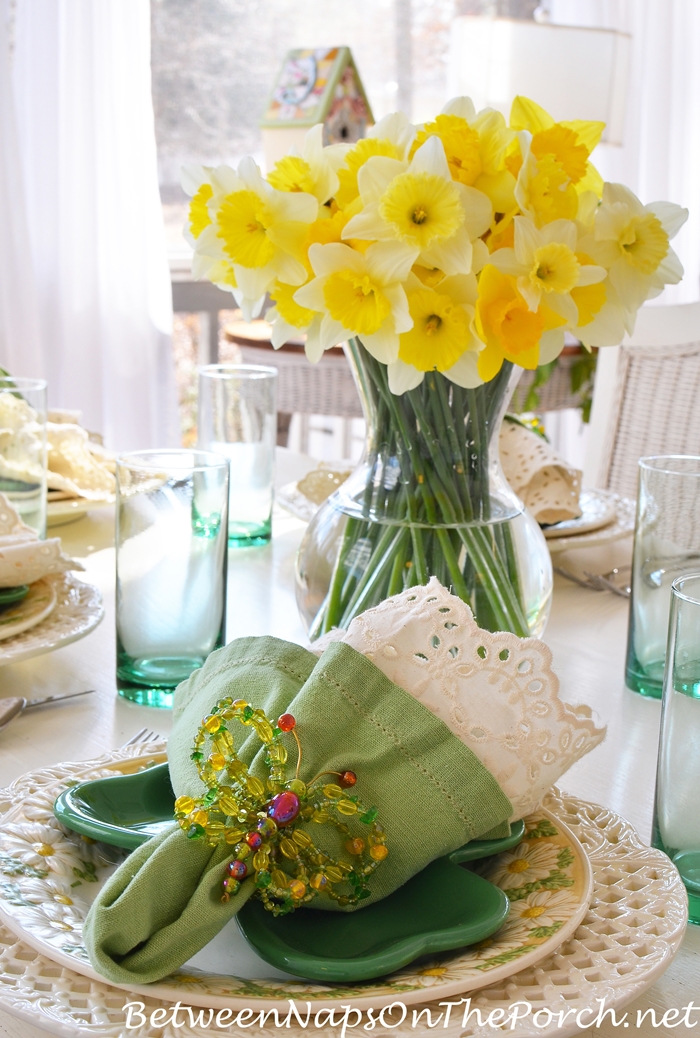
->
209, 752, 226, 771
214, 730, 233, 751
323, 783, 343, 800
190, 810, 208, 827
204, 715, 222, 733
336, 799, 358, 816
287, 778, 306, 795
337, 860, 353, 874
246, 776, 266, 798
174, 796, 195, 815
205, 822, 224, 838
280, 838, 299, 859
225, 828, 246, 845
345, 837, 365, 856
233, 699, 248, 710
288, 879, 306, 900
253, 848, 270, 870
235, 843, 251, 859
270, 766, 286, 782
266, 776, 282, 793
219, 795, 239, 816
267, 744, 287, 764
325, 865, 343, 882
312, 810, 329, 823
310, 872, 328, 890
370, 844, 388, 861
271, 868, 288, 889
252, 719, 274, 743
228, 760, 247, 778
293, 830, 312, 848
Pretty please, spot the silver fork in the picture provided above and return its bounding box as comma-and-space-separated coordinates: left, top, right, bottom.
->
554, 565, 631, 598
121, 727, 164, 747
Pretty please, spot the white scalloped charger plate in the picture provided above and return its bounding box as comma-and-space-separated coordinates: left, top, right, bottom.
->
0, 573, 103, 665
47, 497, 113, 527
0, 747, 687, 1036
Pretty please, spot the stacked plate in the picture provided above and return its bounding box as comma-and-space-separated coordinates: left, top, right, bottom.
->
542, 489, 636, 554
0, 745, 688, 1038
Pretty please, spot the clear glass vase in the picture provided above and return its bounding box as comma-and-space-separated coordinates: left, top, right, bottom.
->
296, 340, 552, 640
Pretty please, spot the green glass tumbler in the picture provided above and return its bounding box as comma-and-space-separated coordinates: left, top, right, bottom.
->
626, 456, 700, 698
652, 573, 700, 925
116, 450, 229, 707
197, 365, 277, 548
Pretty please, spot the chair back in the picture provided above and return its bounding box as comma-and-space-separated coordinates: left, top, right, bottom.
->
584, 301, 700, 496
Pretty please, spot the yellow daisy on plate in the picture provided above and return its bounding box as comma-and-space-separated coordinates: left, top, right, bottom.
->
509, 888, 581, 929
488, 840, 560, 890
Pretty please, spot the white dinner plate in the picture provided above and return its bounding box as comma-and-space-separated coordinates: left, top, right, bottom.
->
546, 491, 636, 553
47, 497, 113, 527
0, 573, 103, 665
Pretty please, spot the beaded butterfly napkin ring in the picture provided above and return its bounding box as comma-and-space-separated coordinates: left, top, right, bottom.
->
174, 697, 388, 916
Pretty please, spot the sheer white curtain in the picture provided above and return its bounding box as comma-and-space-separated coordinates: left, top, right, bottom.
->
7, 0, 178, 449
0, 0, 43, 377
550, 0, 700, 303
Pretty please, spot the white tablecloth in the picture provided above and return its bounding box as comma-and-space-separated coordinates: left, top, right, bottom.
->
0, 448, 697, 1037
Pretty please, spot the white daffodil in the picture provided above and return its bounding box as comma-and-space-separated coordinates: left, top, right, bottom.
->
267, 123, 340, 205
489, 216, 606, 325
341, 136, 492, 278
581, 183, 688, 313
189, 156, 318, 317
413, 96, 517, 213
388, 271, 484, 393
333, 111, 416, 210
293, 240, 418, 364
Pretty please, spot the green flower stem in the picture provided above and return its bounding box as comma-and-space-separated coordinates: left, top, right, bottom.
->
311, 342, 530, 638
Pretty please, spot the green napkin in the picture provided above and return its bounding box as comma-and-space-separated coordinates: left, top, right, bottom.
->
84, 636, 512, 985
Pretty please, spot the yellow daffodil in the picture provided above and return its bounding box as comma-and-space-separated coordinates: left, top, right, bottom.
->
579, 183, 688, 314
489, 216, 606, 325
513, 133, 580, 226
414, 96, 517, 213
189, 157, 318, 319
267, 124, 341, 205
388, 272, 484, 393
181, 165, 215, 245
509, 96, 604, 198
341, 136, 492, 277
474, 264, 567, 380
264, 280, 321, 350
293, 240, 418, 363
334, 112, 415, 210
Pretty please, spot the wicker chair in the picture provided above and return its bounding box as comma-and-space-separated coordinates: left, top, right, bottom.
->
584, 301, 700, 497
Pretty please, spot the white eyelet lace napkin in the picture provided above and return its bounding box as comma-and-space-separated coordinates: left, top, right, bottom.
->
47, 420, 116, 501
313, 577, 605, 820
499, 419, 582, 525
0, 494, 83, 587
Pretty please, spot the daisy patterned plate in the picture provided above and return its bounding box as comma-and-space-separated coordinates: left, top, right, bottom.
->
0, 750, 594, 1014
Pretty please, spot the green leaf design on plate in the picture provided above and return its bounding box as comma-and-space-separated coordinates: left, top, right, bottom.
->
0, 881, 37, 908
525, 819, 558, 840
0, 853, 49, 879
71, 860, 98, 883
474, 944, 537, 970
529, 921, 564, 939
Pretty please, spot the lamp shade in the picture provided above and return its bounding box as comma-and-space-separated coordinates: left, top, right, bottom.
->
449, 16, 630, 145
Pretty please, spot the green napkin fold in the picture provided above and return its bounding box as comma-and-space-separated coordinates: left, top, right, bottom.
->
84, 636, 512, 985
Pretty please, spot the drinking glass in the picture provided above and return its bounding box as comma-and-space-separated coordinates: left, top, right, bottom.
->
0, 378, 47, 538
198, 365, 277, 547
625, 456, 700, 698
652, 573, 700, 925
116, 450, 229, 708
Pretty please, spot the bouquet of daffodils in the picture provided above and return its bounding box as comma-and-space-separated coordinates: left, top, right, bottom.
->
184, 97, 687, 638
184, 95, 686, 388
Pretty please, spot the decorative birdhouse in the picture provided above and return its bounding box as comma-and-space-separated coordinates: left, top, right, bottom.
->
261, 47, 374, 171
